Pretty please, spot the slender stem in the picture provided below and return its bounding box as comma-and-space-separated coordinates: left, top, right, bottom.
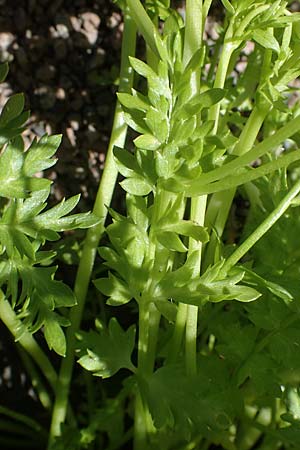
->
203, 100, 269, 268
48, 13, 137, 444
220, 178, 300, 276
17, 345, 52, 410
203, 188, 235, 269
203, 0, 213, 24
168, 302, 188, 364
208, 18, 235, 132
170, 0, 205, 375
188, 149, 300, 196
127, 0, 160, 57
0, 292, 57, 391
0, 405, 48, 438
233, 106, 269, 156
137, 300, 150, 375
134, 299, 154, 450
144, 302, 161, 374
185, 195, 207, 375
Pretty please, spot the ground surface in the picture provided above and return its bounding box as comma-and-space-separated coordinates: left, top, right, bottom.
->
0, 0, 123, 209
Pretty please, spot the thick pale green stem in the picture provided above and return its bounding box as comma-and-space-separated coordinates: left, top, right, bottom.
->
185, 195, 207, 375
183, 0, 203, 69
170, 0, 205, 372
0, 292, 57, 391
48, 14, 137, 445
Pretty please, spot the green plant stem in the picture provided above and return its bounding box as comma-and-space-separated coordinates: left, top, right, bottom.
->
203, 188, 235, 269
208, 21, 235, 133
48, 13, 137, 445
185, 195, 207, 375
127, 0, 159, 57
17, 345, 52, 410
137, 300, 150, 375
134, 300, 154, 450
220, 178, 300, 276
144, 302, 161, 374
134, 391, 149, 450
0, 405, 48, 437
0, 291, 57, 391
233, 106, 269, 156
183, 0, 202, 69
203, 99, 270, 268
203, 0, 213, 26
192, 150, 300, 195
168, 302, 188, 364
170, 0, 205, 374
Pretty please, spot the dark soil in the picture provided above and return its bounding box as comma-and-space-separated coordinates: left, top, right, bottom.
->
0, 0, 123, 210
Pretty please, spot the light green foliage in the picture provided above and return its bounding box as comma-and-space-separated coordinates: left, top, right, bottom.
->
88, 1, 300, 449
0, 65, 99, 357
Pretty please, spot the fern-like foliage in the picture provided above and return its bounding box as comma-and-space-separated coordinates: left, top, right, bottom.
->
0, 65, 99, 355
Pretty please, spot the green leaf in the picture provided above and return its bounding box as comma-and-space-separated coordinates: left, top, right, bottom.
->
98, 246, 127, 278
161, 220, 209, 243
154, 300, 177, 322
0, 136, 58, 198
44, 315, 67, 356
93, 273, 132, 306
134, 134, 161, 150
123, 110, 150, 134
126, 195, 149, 230
23, 134, 61, 176
113, 146, 139, 177
252, 29, 280, 53
129, 56, 157, 80
144, 107, 169, 143
9, 228, 35, 259
182, 89, 226, 116
140, 361, 241, 438
157, 231, 187, 252
220, 0, 235, 15
120, 177, 153, 196
209, 284, 261, 303
32, 195, 99, 232
77, 318, 136, 378
30, 266, 76, 308
117, 92, 150, 112
0, 62, 9, 83
0, 93, 25, 126
0, 138, 26, 198
171, 116, 196, 144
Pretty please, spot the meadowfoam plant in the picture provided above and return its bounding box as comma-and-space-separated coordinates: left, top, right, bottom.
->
2, 1, 300, 449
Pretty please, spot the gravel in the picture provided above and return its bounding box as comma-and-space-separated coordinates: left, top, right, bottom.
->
0, 0, 123, 209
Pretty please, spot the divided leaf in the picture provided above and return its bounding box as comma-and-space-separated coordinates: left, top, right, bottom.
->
77, 318, 136, 378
